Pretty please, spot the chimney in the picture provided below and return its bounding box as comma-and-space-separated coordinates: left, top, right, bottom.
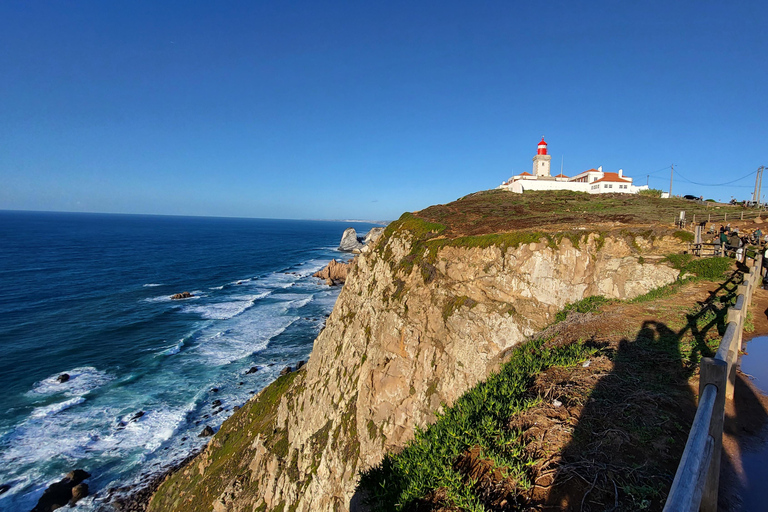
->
618, 169, 623, 178
598, 166, 603, 173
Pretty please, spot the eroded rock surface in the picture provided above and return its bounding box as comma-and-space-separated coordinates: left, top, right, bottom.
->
149, 229, 684, 512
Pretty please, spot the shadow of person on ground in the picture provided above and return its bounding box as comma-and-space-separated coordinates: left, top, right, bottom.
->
541, 273, 742, 511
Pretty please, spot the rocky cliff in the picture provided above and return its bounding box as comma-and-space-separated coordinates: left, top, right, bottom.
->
148, 217, 686, 512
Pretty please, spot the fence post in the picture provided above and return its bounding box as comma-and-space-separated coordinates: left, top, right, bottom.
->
699, 358, 728, 512
742, 211, 744, 220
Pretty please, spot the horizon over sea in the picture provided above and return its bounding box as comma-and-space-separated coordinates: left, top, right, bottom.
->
0, 210, 380, 511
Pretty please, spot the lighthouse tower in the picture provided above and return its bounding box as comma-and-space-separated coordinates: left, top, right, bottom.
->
532, 137, 552, 177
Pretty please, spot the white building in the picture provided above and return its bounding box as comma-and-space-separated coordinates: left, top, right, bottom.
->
499, 138, 648, 195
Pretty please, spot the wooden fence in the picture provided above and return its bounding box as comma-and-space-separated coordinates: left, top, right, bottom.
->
663, 253, 764, 511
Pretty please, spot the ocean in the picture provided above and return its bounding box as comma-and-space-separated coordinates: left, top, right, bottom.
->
0, 211, 380, 511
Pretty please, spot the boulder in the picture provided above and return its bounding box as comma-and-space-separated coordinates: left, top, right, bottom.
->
280, 366, 292, 376
0, 484, 10, 495
338, 228, 363, 252
364, 227, 385, 244
198, 426, 214, 437
313, 259, 349, 285
170, 292, 194, 300
31, 469, 90, 512
211, 399, 222, 408
245, 366, 259, 375
69, 483, 88, 506
56, 374, 70, 384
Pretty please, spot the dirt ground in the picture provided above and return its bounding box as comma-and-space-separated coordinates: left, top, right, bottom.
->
434, 272, 768, 511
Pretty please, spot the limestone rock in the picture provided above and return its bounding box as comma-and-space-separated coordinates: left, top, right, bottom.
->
364, 227, 385, 244
338, 228, 363, 252
313, 259, 349, 285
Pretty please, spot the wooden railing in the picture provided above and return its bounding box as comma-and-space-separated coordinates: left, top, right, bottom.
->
664, 253, 763, 511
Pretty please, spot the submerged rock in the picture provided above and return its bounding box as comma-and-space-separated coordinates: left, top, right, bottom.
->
31, 469, 90, 512
170, 292, 194, 300
56, 374, 70, 384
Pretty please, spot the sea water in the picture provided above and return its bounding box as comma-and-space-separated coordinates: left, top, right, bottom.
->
0, 211, 380, 511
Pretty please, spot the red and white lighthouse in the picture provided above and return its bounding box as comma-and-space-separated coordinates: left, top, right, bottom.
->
532, 136, 552, 177
537, 137, 548, 155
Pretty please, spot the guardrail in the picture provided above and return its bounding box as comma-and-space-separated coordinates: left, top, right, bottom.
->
664, 253, 763, 511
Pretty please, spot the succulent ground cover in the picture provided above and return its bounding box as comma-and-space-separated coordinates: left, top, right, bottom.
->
358, 258, 752, 511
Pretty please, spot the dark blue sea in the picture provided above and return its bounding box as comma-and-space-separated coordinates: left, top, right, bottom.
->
0, 211, 380, 511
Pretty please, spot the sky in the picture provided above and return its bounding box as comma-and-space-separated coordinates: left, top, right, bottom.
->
0, 1, 766, 220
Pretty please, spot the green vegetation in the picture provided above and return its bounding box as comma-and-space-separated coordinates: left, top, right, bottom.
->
358, 336, 595, 511
442, 295, 479, 321
554, 295, 612, 323
638, 188, 663, 198
672, 230, 695, 243
664, 254, 733, 281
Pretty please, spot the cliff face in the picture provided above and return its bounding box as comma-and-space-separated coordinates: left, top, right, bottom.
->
148, 228, 684, 512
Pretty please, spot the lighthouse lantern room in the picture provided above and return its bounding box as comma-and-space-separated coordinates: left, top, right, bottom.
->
533, 137, 552, 177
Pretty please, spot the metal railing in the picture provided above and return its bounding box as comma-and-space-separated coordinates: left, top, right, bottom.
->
663, 253, 763, 511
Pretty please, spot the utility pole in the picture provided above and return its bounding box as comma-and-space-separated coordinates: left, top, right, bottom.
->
758, 166, 765, 206
669, 164, 674, 198
647, 174, 649, 187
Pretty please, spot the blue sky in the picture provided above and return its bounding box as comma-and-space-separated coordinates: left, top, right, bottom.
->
1, 1, 766, 220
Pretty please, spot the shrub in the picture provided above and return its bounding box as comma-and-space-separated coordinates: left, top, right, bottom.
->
554, 295, 612, 323
638, 188, 663, 198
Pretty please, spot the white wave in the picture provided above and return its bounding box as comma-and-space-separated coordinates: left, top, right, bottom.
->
143, 283, 163, 287
30, 367, 113, 397
29, 397, 86, 419
193, 306, 299, 365
210, 285, 224, 290
157, 338, 186, 357
287, 296, 313, 309
181, 292, 269, 320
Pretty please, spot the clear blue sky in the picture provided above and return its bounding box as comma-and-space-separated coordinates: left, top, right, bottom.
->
1, 1, 766, 220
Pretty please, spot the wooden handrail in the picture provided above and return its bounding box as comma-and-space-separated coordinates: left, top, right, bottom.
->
664, 252, 762, 510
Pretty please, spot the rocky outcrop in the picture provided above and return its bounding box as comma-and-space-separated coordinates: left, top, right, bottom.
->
313, 259, 349, 285
149, 229, 685, 512
338, 228, 364, 252
170, 292, 194, 300
364, 227, 385, 245
31, 469, 90, 512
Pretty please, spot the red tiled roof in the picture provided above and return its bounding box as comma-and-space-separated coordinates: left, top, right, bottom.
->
554, 173, 569, 178
518, 172, 533, 176
592, 172, 631, 184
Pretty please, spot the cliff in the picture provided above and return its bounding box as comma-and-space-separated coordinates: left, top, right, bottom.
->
148, 191, 692, 512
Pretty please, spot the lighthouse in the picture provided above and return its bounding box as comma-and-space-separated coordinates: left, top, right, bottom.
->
533, 137, 552, 177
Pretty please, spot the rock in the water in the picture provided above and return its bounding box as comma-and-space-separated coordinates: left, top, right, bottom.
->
31, 469, 90, 512
245, 366, 259, 375
211, 399, 222, 408
0, 484, 10, 495
198, 426, 214, 437
279, 366, 292, 376
313, 259, 349, 285
170, 291, 194, 300
69, 483, 88, 506
56, 374, 70, 384
338, 228, 363, 252
364, 227, 385, 244
129, 411, 144, 422
295, 360, 306, 370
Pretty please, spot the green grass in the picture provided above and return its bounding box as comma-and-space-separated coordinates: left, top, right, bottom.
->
554, 295, 612, 323
357, 337, 594, 511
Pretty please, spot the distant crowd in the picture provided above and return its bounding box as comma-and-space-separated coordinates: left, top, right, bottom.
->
709, 224, 765, 258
